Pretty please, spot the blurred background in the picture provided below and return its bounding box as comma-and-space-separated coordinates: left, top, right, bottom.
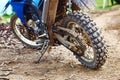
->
0, 0, 12, 15
95, 0, 120, 9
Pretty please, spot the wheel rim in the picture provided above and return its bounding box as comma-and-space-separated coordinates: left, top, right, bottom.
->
66, 21, 95, 62
13, 16, 43, 47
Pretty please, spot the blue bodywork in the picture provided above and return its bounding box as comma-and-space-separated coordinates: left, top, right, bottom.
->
33, 0, 41, 7
4, 0, 41, 24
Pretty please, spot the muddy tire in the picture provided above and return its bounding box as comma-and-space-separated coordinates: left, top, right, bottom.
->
10, 14, 44, 47
62, 11, 107, 69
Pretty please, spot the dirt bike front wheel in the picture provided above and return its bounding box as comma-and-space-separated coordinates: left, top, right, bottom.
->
10, 14, 47, 47
60, 11, 107, 69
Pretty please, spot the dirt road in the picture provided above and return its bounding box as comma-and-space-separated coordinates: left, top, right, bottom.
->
0, 9, 120, 80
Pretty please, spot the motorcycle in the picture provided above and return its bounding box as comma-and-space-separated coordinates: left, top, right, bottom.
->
3, 0, 107, 69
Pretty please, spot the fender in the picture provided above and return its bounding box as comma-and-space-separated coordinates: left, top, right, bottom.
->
11, 1, 25, 23
3, 0, 41, 24
3, 0, 27, 23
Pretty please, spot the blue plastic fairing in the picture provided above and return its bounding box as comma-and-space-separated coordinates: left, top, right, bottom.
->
11, 2, 25, 23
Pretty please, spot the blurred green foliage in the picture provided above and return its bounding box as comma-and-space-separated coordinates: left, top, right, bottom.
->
0, 13, 13, 23
95, 0, 118, 10
2, 13, 12, 18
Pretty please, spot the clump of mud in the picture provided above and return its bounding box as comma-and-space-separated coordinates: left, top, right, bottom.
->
0, 23, 14, 48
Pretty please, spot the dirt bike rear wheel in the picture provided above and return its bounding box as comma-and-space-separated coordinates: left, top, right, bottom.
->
61, 11, 107, 69
10, 14, 47, 47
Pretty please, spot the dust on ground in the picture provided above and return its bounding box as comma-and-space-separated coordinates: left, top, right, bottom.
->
0, 9, 120, 80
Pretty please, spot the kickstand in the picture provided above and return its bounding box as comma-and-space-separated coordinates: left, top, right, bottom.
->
34, 40, 49, 63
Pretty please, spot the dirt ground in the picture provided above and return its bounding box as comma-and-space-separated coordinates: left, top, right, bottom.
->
0, 9, 120, 80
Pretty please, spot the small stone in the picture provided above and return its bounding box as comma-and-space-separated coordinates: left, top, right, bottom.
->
24, 72, 30, 76
1, 67, 13, 71
0, 71, 11, 76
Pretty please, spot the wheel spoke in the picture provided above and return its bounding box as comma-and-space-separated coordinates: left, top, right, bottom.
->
12, 15, 47, 47
57, 11, 107, 69
65, 22, 95, 62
